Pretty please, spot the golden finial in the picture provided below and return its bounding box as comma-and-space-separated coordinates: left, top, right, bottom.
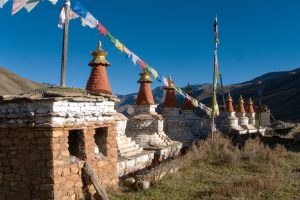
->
97, 41, 102, 50
249, 98, 253, 104
167, 74, 174, 88
89, 41, 110, 67
185, 82, 192, 95
239, 95, 244, 104
227, 93, 233, 102
138, 70, 152, 83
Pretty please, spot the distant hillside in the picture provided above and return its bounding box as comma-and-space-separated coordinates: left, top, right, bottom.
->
116, 68, 300, 122
0, 67, 43, 95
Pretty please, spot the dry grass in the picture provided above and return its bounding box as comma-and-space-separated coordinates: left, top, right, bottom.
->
109, 133, 300, 200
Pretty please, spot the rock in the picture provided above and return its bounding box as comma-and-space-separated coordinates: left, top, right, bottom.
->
137, 180, 150, 190
123, 177, 136, 187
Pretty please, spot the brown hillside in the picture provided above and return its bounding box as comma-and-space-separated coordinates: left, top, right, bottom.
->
0, 67, 43, 95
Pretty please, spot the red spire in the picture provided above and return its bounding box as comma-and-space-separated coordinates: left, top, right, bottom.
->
86, 41, 112, 95
182, 83, 194, 110
136, 70, 155, 105
226, 94, 235, 112
237, 95, 245, 113
163, 75, 178, 108
247, 98, 255, 113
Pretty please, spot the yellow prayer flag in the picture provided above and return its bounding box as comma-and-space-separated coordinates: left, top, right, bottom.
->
115, 39, 124, 52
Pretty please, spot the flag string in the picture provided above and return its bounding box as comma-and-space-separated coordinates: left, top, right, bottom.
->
1, 0, 212, 116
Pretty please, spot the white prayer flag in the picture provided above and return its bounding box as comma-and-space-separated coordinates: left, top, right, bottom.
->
58, 7, 65, 29
0, 0, 9, 8
24, 1, 39, 12
81, 12, 97, 28
131, 54, 139, 65
162, 76, 169, 87
48, 0, 57, 5
58, 8, 80, 29
12, 0, 28, 15
69, 9, 79, 20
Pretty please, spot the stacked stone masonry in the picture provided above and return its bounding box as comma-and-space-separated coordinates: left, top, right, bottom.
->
0, 93, 119, 200
114, 113, 155, 177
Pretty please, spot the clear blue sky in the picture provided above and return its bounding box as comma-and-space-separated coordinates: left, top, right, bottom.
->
0, 0, 299, 94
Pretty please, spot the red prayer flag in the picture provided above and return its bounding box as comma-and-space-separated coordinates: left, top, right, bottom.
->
97, 22, 108, 36
139, 59, 146, 70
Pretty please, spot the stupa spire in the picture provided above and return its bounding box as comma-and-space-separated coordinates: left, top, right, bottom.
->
226, 93, 235, 112
237, 95, 245, 113
136, 70, 155, 105
247, 98, 255, 113
163, 75, 178, 108
86, 41, 112, 95
182, 83, 194, 110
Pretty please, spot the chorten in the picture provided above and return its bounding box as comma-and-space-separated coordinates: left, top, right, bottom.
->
86, 42, 155, 177
224, 94, 242, 133
182, 83, 195, 111
136, 70, 155, 105
180, 83, 204, 137
163, 75, 178, 109
226, 94, 235, 113
236, 95, 250, 131
244, 98, 258, 133
161, 76, 194, 145
246, 98, 256, 126
125, 71, 182, 161
86, 41, 112, 95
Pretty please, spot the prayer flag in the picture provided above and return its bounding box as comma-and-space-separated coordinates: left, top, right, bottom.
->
48, 0, 58, 5
192, 99, 199, 107
24, 1, 39, 12
146, 66, 159, 79
174, 86, 184, 96
162, 76, 169, 87
106, 32, 116, 44
12, 0, 27, 15
73, 1, 88, 17
58, 7, 65, 29
0, 0, 9, 8
115, 39, 125, 52
214, 16, 219, 49
69, 9, 79, 20
123, 46, 132, 58
58, 8, 79, 29
97, 21, 108, 36
139, 59, 146, 70
131, 53, 139, 65
84, 12, 98, 28
74, 1, 97, 28
186, 94, 192, 101
81, 13, 98, 28
211, 49, 220, 117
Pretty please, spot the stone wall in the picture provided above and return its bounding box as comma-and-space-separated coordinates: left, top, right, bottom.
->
52, 123, 118, 200
0, 123, 118, 200
0, 128, 54, 200
0, 98, 116, 128
0, 95, 119, 200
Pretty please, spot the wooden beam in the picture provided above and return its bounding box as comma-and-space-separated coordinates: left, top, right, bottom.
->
83, 163, 109, 200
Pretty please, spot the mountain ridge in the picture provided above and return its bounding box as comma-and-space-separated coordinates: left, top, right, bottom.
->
0, 67, 43, 95
116, 67, 300, 122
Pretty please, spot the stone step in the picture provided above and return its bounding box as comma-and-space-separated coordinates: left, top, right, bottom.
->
118, 140, 138, 150
118, 144, 140, 154
120, 147, 143, 157
117, 136, 131, 145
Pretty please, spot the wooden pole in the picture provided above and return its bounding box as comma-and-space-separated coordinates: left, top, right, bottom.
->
60, 0, 70, 87
219, 73, 226, 112
258, 95, 262, 131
